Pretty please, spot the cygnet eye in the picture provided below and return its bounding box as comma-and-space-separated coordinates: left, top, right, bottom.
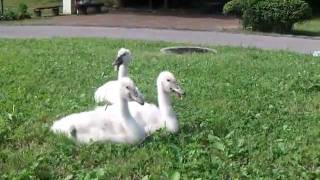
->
167, 79, 170, 82
126, 86, 130, 90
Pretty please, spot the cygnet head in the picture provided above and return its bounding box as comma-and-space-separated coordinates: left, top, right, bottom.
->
112, 48, 132, 70
158, 71, 185, 99
119, 77, 144, 105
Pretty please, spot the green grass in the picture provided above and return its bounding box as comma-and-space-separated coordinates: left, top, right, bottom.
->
293, 17, 320, 36
2, 0, 109, 17
3, 0, 112, 9
2, 0, 60, 17
0, 38, 320, 179
4, 0, 60, 9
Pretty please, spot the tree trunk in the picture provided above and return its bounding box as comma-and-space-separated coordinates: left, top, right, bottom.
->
1, 0, 3, 15
118, 0, 124, 8
164, 0, 168, 9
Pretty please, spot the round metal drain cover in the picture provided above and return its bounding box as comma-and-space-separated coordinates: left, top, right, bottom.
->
161, 46, 217, 54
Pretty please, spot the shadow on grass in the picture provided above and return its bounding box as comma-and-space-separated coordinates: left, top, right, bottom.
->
292, 30, 320, 37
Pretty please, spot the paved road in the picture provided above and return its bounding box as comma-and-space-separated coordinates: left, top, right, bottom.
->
0, 25, 319, 54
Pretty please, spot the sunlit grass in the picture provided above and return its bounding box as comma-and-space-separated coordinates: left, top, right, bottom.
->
293, 17, 320, 36
0, 38, 319, 179
4, 0, 60, 9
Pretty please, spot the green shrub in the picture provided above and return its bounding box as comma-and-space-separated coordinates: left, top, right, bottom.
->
0, 9, 18, 21
223, 0, 257, 16
224, 0, 312, 33
0, 3, 31, 21
247, 0, 312, 32
16, 3, 31, 19
103, 0, 120, 8
223, 0, 243, 17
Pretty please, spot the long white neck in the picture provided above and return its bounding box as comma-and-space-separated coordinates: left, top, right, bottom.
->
118, 95, 144, 143
118, 64, 128, 79
119, 96, 131, 119
157, 81, 173, 115
157, 79, 179, 133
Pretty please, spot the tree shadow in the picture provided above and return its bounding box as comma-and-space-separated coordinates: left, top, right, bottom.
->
292, 29, 320, 37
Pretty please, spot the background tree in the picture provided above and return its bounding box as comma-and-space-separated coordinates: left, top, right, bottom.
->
304, 0, 320, 14
1, 0, 4, 15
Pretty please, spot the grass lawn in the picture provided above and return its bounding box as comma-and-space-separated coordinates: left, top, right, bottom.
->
2, 0, 60, 17
2, 0, 108, 16
293, 17, 320, 36
4, 0, 60, 9
0, 38, 320, 179
3, 0, 111, 9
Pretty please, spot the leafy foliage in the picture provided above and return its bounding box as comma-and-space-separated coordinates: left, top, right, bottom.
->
223, 0, 243, 17
16, 3, 31, 19
0, 39, 320, 179
0, 3, 31, 21
224, 0, 312, 33
244, 0, 312, 32
103, 0, 120, 8
0, 10, 18, 21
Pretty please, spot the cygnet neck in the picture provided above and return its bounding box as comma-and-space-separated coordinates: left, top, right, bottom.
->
118, 95, 131, 119
157, 79, 173, 115
118, 92, 145, 142
118, 63, 128, 79
156, 78, 179, 133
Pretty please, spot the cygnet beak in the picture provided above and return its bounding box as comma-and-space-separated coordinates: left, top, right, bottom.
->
130, 88, 145, 105
171, 85, 185, 100
112, 53, 125, 71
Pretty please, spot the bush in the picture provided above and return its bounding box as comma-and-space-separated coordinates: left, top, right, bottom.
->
223, 0, 243, 17
0, 3, 31, 21
224, 0, 312, 33
104, 0, 120, 8
0, 9, 18, 21
246, 0, 312, 32
16, 3, 31, 19
223, 0, 256, 16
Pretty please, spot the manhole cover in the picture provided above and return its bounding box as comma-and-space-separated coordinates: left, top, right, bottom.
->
161, 46, 217, 54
